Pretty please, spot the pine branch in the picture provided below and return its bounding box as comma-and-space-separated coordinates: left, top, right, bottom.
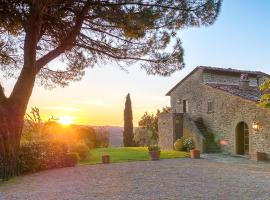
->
36, 2, 92, 70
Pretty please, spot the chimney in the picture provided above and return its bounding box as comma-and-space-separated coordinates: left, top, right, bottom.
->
239, 74, 250, 90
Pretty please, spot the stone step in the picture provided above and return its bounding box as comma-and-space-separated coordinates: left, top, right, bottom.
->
206, 144, 221, 153
207, 149, 221, 153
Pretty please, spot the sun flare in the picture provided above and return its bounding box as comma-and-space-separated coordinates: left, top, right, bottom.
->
58, 116, 73, 125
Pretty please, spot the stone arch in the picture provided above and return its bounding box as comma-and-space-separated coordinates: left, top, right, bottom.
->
235, 121, 249, 155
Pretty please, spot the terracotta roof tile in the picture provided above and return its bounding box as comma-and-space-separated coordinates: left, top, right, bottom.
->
205, 83, 262, 102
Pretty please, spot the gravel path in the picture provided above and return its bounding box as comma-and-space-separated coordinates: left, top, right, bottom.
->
1, 156, 270, 200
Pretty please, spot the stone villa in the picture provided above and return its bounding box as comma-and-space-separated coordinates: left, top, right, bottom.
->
158, 66, 270, 158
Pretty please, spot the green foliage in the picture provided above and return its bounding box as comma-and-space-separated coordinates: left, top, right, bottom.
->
21, 107, 53, 143
86, 147, 189, 164
259, 79, 270, 108
76, 126, 97, 149
0, 1, 222, 86
134, 128, 156, 146
123, 93, 134, 147
65, 153, 79, 167
174, 138, 184, 151
136, 107, 171, 146
17, 141, 69, 174
147, 145, 160, 152
95, 129, 110, 148
69, 143, 90, 161
182, 137, 195, 151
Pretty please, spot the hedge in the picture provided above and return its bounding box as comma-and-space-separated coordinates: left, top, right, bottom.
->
17, 141, 78, 174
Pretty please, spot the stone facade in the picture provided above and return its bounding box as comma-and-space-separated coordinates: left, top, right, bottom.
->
158, 113, 205, 152
158, 113, 174, 150
199, 84, 270, 156
182, 114, 205, 152
159, 66, 270, 157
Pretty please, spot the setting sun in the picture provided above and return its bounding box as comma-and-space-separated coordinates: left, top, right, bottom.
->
58, 116, 73, 125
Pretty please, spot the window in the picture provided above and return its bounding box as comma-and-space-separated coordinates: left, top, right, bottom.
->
183, 100, 188, 113
207, 101, 214, 113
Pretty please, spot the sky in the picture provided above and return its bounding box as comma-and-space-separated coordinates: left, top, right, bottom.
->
3, 0, 270, 126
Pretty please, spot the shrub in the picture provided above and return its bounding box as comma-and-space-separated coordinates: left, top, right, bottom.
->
65, 153, 79, 167
134, 128, 157, 147
148, 145, 160, 152
183, 137, 195, 151
69, 143, 90, 161
174, 138, 184, 151
95, 130, 110, 148
18, 141, 69, 174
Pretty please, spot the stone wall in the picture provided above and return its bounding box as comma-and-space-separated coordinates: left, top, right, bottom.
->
158, 113, 174, 150
183, 114, 206, 152
168, 69, 270, 156
170, 68, 204, 117
199, 84, 270, 155
158, 112, 206, 152
202, 72, 261, 86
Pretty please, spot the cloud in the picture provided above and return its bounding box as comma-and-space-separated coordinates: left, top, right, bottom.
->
40, 106, 80, 112
74, 100, 111, 107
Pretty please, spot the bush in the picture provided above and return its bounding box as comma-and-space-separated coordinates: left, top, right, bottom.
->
95, 130, 110, 148
183, 137, 195, 151
148, 145, 160, 152
65, 153, 79, 167
134, 128, 157, 147
69, 143, 90, 161
18, 141, 69, 174
174, 138, 184, 151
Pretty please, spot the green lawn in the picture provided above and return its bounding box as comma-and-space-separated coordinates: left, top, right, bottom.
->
82, 147, 190, 164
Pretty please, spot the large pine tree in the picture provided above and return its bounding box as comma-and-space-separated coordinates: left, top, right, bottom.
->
123, 93, 134, 147
0, 0, 221, 180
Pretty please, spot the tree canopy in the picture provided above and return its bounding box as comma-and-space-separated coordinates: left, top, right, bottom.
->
0, 0, 221, 90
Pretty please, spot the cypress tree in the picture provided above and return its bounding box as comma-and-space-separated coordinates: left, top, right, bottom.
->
123, 93, 134, 146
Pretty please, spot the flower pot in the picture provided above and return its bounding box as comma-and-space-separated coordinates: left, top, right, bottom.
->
102, 154, 110, 164
190, 149, 200, 159
251, 152, 266, 161
149, 151, 160, 161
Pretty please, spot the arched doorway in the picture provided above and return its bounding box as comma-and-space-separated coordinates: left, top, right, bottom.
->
235, 122, 249, 155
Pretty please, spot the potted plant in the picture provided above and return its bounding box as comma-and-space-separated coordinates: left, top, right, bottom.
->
183, 137, 200, 159
148, 145, 161, 161
190, 149, 200, 159
102, 154, 110, 164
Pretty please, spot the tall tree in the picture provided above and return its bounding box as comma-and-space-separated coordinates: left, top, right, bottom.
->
0, 0, 221, 180
123, 93, 134, 146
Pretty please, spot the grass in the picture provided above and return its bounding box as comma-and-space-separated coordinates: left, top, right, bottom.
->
81, 147, 190, 164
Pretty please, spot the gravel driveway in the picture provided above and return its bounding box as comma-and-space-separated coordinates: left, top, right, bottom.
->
1, 155, 270, 200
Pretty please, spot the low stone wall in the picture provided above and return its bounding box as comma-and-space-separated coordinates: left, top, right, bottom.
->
183, 114, 206, 153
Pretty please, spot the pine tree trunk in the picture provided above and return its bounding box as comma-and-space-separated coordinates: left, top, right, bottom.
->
0, 102, 24, 180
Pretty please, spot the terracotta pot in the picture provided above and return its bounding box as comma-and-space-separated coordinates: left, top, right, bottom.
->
102, 154, 110, 164
190, 149, 200, 159
149, 151, 160, 161
251, 152, 266, 161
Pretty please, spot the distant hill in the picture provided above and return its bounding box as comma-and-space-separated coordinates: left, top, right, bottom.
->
91, 126, 123, 147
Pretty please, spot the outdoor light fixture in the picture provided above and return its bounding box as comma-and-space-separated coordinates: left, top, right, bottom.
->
177, 98, 181, 104
252, 121, 260, 132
